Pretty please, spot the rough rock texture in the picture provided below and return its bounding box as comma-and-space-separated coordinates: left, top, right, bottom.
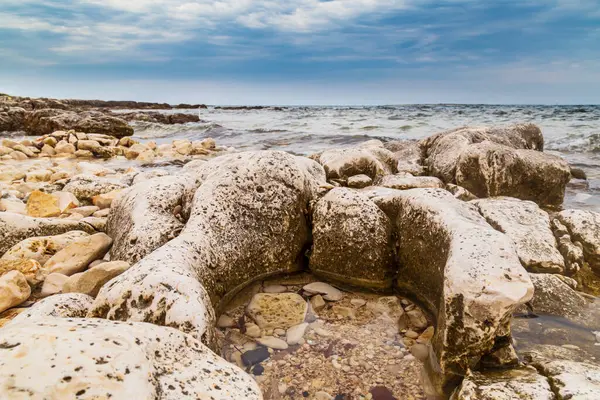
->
63, 174, 130, 201
527, 273, 587, 318
107, 174, 201, 264
364, 187, 533, 392
378, 173, 444, 190
246, 293, 308, 329
383, 139, 424, 175
556, 209, 600, 273
451, 367, 554, 400
472, 197, 565, 273
0, 270, 31, 313
347, 174, 373, 188
118, 111, 201, 124
0, 318, 261, 399
455, 141, 570, 207
318, 140, 397, 181
0, 259, 44, 286
26, 190, 61, 217
89, 151, 325, 344
1, 230, 89, 266
23, 108, 134, 137
0, 212, 95, 256
310, 188, 395, 288
420, 124, 544, 183
533, 360, 600, 399
62, 261, 130, 297
9, 293, 94, 325
45, 233, 113, 276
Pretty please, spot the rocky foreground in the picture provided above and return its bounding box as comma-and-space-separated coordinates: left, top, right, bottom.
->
1, 120, 600, 399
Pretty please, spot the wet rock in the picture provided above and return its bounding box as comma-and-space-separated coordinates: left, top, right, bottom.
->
26, 190, 61, 218
287, 322, 309, 345
318, 140, 397, 181
310, 188, 394, 288
556, 209, 600, 273
242, 346, 271, 366
0, 270, 31, 313
451, 367, 554, 400
89, 151, 325, 342
378, 174, 444, 190
533, 360, 600, 399
366, 187, 533, 392
472, 197, 565, 273
247, 293, 308, 330
106, 174, 200, 264
40, 273, 69, 297
45, 233, 113, 276
62, 261, 130, 297
257, 336, 289, 350
303, 282, 344, 301
347, 174, 373, 188
0, 259, 44, 286
570, 167, 587, 180
0, 213, 95, 256
0, 318, 261, 399
527, 273, 587, 318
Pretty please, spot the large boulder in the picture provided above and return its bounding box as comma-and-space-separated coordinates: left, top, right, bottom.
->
556, 209, 600, 273
455, 141, 570, 207
310, 188, 395, 288
472, 197, 565, 273
107, 174, 201, 264
89, 151, 325, 345
317, 140, 397, 181
364, 187, 533, 393
0, 212, 95, 256
23, 109, 133, 137
0, 318, 261, 399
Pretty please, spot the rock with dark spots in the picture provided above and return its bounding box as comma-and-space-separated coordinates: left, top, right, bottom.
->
527, 273, 587, 318
0, 259, 45, 286
23, 109, 133, 137
89, 151, 325, 344
532, 360, 600, 399
420, 124, 544, 183
347, 174, 372, 188
455, 141, 570, 207
310, 188, 394, 289
63, 174, 130, 201
383, 139, 424, 175
451, 367, 554, 400
247, 293, 307, 330
0, 212, 95, 256
9, 293, 94, 325
378, 173, 444, 190
0, 318, 261, 399
363, 187, 533, 393
556, 209, 600, 273
107, 174, 201, 264
472, 197, 565, 273
318, 140, 397, 181
242, 346, 270, 366
1, 230, 89, 266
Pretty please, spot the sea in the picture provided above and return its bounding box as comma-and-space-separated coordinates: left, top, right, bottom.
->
125, 104, 600, 212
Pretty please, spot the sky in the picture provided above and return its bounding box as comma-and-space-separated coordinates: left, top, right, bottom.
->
0, 0, 599, 105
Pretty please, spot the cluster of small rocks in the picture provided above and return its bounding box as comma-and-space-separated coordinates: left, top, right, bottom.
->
0, 130, 220, 162
217, 274, 434, 399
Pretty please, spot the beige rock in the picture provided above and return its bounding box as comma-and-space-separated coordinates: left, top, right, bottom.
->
92, 189, 122, 209
174, 139, 192, 155
62, 260, 130, 297
2, 139, 19, 149
0, 145, 13, 156
92, 208, 110, 218
42, 136, 58, 147
257, 336, 288, 350
0, 270, 31, 313
0, 259, 44, 286
1, 231, 90, 267
379, 174, 444, 190
347, 174, 373, 188
77, 139, 101, 153
191, 141, 210, 155
556, 209, 600, 273
245, 323, 261, 338
67, 206, 99, 217
45, 233, 113, 276
303, 282, 344, 301
13, 144, 35, 157
0, 198, 26, 214
332, 305, 356, 319
318, 140, 397, 181
217, 314, 236, 328
40, 273, 69, 297
125, 143, 148, 159
88, 260, 107, 268
136, 149, 156, 162
50, 171, 70, 182
81, 217, 107, 232
26, 191, 61, 218
74, 150, 93, 158
247, 293, 308, 330
40, 144, 55, 156
310, 294, 326, 311
286, 322, 309, 345
201, 138, 216, 149
54, 191, 79, 213
10, 150, 28, 160
65, 212, 84, 220
119, 136, 136, 147
25, 170, 52, 182
54, 141, 76, 154
0, 166, 25, 181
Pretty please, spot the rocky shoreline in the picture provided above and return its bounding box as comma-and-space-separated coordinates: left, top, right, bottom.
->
1, 99, 600, 400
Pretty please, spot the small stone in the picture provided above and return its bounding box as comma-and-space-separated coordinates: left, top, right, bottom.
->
242, 347, 270, 366
263, 284, 287, 293
54, 141, 76, 154
417, 326, 434, 343
54, 191, 80, 213
67, 206, 99, 218
257, 336, 288, 350
25, 170, 52, 183
0, 259, 44, 286
405, 330, 419, 339
315, 391, 333, 400
75, 150, 94, 158
46, 233, 113, 276
92, 208, 110, 218
332, 305, 355, 319
347, 174, 373, 189
310, 294, 326, 311
406, 309, 428, 330
40, 273, 69, 297
92, 189, 122, 209
245, 323, 261, 338
303, 282, 343, 301
410, 343, 429, 362
246, 293, 308, 329
274, 328, 286, 336
369, 386, 397, 400
217, 314, 236, 328
0, 270, 31, 314
350, 298, 367, 307
251, 364, 264, 376
62, 261, 130, 297
287, 322, 309, 345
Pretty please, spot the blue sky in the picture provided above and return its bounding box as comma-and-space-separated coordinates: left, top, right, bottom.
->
0, 0, 599, 105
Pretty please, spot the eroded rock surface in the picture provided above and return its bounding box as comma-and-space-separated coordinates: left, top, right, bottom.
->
9, 293, 94, 324
556, 209, 600, 273
1, 230, 89, 266
526, 273, 587, 318
317, 140, 397, 181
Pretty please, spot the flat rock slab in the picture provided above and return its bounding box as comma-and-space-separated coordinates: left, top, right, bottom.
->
0, 318, 261, 399
247, 293, 308, 330
533, 360, 600, 400
303, 282, 344, 301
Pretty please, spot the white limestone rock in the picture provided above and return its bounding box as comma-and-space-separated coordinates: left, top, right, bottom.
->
472, 197, 565, 273
10, 293, 93, 324
0, 318, 261, 400
533, 360, 600, 400
378, 173, 444, 190
556, 209, 600, 273
527, 273, 587, 318
318, 140, 397, 181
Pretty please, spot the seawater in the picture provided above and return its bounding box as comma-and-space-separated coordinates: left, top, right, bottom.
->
123, 105, 600, 211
